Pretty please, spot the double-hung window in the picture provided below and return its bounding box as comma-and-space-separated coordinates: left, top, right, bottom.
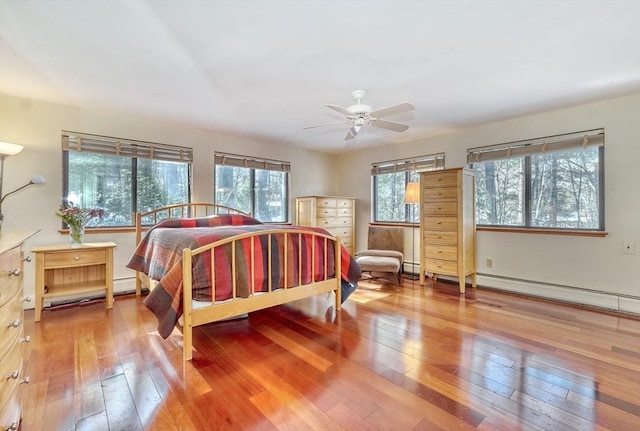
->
467, 129, 604, 230
372, 153, 445, 223
214, 152, 290, 222
62, 131, 192, 227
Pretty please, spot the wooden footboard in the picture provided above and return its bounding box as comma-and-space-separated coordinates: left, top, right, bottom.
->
134, 202, 250, 295
181, 229, 342, 361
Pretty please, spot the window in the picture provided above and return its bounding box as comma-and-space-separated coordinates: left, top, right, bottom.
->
372, 153, 445, 223
62, 131, 192, 227
468, 129, 604, 230
214, 152, 290, 222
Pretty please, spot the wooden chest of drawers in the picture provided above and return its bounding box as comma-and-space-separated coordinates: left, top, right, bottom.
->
0, 229, 39, 431
295, 196, 355, 253
419, 168, 476, 293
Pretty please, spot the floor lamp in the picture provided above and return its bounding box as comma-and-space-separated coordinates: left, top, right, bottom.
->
404, 182, 420, 280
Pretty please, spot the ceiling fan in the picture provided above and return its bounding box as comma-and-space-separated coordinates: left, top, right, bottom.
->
304, 90, 415, 140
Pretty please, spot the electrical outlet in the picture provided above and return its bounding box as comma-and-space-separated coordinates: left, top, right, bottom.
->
486, 258, 493, 268
622, 241, 636, 255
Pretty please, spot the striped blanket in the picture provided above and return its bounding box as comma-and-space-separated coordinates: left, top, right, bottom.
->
127, 216, 361, 338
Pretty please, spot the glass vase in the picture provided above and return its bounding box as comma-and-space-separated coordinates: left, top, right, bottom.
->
69, 226, 85, 247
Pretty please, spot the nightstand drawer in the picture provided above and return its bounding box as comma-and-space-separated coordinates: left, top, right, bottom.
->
44, 249, 106, 267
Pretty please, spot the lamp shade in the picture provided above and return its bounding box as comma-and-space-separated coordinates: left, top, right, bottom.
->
404, 182, 420, 204
0, 142, 24, 156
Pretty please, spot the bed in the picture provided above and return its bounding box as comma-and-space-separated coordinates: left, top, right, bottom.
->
127, 203, 361, 361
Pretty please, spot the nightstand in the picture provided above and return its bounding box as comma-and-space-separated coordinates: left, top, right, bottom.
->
31, 242, 117, 322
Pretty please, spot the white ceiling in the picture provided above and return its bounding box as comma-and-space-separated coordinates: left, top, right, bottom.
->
1, 0, 639, 154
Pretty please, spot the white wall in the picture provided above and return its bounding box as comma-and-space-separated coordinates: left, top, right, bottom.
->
338, 94, 640, 311
0, 93, 338, 304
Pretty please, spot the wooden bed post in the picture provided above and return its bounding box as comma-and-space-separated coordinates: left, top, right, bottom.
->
182, 248, 194, 361
335, 238, 342, 311
135, 212, 143, 296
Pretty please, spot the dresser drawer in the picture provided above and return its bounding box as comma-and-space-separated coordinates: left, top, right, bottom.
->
0, 387, 21, 431
316, 198, 337, 208
326, 227, 352, 240
0, 292, 24, 359
424, 230, 457, 245
336, 207, 353, 217
423, 217, 458, 231
336, 199, 353, 209
316, 207, 337, 217
424, 202, 457, 216
425, 244, 458, 261
424, 258, 458, 275
0, 245, 21, 308
423, 187, 457, 201
423, 171, 458, 188
44, 249, 106, 267
0, 341, 22, 411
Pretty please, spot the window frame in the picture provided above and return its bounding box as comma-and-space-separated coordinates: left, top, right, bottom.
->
468, 129, 605, 233
371, 153, 445, 224
61, 131, 193, 229
214, 152, 291, 223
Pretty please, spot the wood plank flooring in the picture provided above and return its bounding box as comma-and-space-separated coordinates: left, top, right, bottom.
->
18, 278, 640, 430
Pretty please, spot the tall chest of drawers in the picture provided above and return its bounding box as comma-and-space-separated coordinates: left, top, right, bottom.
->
419, 168, 476, 293
0, 230, 38, 431
295, 196, 356, 254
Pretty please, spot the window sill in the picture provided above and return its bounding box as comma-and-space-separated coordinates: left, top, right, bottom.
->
477, 226, 608, 237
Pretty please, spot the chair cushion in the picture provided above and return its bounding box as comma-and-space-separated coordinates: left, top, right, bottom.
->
355, 249, 404, 261
356, 255, 401, 273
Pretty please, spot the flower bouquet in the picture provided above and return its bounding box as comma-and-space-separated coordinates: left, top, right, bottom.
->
56, 204, 104, 245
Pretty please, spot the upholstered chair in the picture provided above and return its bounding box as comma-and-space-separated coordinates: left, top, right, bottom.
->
355, 226, 404, 291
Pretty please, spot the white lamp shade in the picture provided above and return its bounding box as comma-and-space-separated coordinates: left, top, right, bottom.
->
0, 142, 24, 156
404, 182, 420, 204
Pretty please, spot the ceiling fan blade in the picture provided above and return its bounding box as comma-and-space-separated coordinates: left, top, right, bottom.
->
370, 119, 409, 132
369, 102, 415, 118
326, 104, 355, 117
303, 120, 348, 130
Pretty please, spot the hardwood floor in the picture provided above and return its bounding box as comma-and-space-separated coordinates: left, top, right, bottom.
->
18, 278, 640, 431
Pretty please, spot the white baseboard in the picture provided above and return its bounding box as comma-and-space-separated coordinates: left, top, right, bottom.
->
477, 274, 640, 315
40, 277, 138, 308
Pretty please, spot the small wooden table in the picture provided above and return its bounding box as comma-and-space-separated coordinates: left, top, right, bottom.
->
31, 242, 117, 322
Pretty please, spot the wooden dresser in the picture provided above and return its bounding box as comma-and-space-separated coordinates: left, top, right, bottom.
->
0, 229, 39, 431
295, 196, 355, 254
419, 168, 476, 293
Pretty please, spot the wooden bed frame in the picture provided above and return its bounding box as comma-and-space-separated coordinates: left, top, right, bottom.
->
134, 203, 343, 361
134, 202, 251, 296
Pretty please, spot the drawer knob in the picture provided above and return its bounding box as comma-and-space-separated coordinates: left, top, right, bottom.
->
6, 370, 19, 380
24, 255, 32, 263
437, 221, 442, 225
7, 319, 21, 328
8, 268, 21, 276
20, 376, 30, 385
22, 295, 32, 302
20, 336, 31, 343
6, 422, 19, 430
74, 256, 81, 261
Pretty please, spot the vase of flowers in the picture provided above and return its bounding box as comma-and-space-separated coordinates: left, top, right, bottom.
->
56, 204, 104, 247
